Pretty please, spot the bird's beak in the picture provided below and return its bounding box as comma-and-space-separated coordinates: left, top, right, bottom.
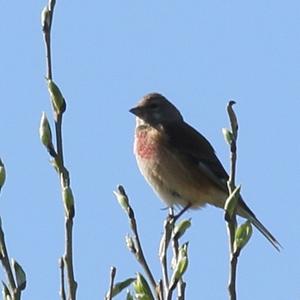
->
129, 106, 142, 117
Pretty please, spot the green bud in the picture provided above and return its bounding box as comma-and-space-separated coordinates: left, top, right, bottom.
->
159, 218, 173, 259
39, 112, 54, 149
47, 79, 66, 115
0, 160, 6, 190
51, 157, 66, 174
224, 185, 241, 220
62, 186, 75, 219
234, 221, 253, 252
106, 278, 135, 299
125, 235, 137, 254
172, 219, 191, 240
159, 236, 167, 261
170, 243, 189, 289
12, 259, 26, 291
133, 273, 154, 300
222, 128, 234, 145
113, 185, 129, 212
51, 158, 60, 173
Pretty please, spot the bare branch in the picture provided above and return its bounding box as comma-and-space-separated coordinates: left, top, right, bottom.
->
41, 1, 77, 299
159, 214, 173, 297
106, 267, 116, 300
0, 162, 25, 300
64, 218, 77, 300
114, 186, 161, 300
0, 223, 19, 299
225, 100, 239, 300
59, 258, 66, 300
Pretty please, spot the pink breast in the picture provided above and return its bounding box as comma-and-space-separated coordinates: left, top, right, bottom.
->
135, 130, 157, 159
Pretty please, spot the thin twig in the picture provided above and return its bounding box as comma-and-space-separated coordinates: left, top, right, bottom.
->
42, 1, 77, 299
165, 237, 176, 300
159, 215, 173, 297
0, 224, 20, 300
59, 258, 66, 300
64, 218, 77, 300
227, 100, 238, 191
171, 237, 179, 300
227, 222, 237, 300
128, 206, 158, 294
225, 100, 239, 300
164, 208, 186, 300
158, 280, 164, 300
116, 186, 160, 299
106, 266, 117, 300
228, 248, 240, 300
55, 113, 64, 166
166, 209, 176, 300
171, 229, 185, 300
176, 280, 186, 300
42, 0, 56, 80
0, 163, 23, 299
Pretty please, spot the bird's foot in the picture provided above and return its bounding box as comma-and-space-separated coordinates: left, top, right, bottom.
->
169, 203, 191, 223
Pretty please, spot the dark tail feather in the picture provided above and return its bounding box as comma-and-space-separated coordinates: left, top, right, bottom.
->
248, 214, 282, 251
238, 199, 282, 251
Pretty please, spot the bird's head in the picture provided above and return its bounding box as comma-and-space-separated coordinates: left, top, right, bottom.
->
129, 93, 183, 126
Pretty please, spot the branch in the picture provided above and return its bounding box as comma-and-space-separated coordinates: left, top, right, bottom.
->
41, 0, 56, 80
106, 267, 116, 300
59, 258, 66, 300
171, 237, 186, 300
114, 186, 161, 300
64, 217, 77, 300
159, 214, 173, 297
224, 101, 239, 300
227, 100, 238, 191
169, 219, 187, 300
0, 222, 18, 300
0, 161, 25, 300
129, 206, 157, 291
41, 1, 77, 299
160, 208, 189, 300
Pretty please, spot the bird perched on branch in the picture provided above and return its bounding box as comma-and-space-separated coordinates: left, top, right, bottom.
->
130, 92, 280, 251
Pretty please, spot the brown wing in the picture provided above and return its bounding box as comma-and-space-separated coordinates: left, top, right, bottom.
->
161, 122, 281, 250
162, 121, 229, 193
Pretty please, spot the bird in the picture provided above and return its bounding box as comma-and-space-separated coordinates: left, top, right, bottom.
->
129, 92, 281, 251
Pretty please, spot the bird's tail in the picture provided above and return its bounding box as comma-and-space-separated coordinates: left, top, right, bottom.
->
247, 213, 281, 251
238, 200, 282, 251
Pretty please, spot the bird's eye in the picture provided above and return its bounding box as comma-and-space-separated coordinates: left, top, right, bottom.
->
148, 103, 158, 109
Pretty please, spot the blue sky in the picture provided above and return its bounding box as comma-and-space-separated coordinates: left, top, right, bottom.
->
0, 1, 299, 299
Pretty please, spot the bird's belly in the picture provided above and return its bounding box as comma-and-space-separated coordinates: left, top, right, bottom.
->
136, 147, 227, 209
